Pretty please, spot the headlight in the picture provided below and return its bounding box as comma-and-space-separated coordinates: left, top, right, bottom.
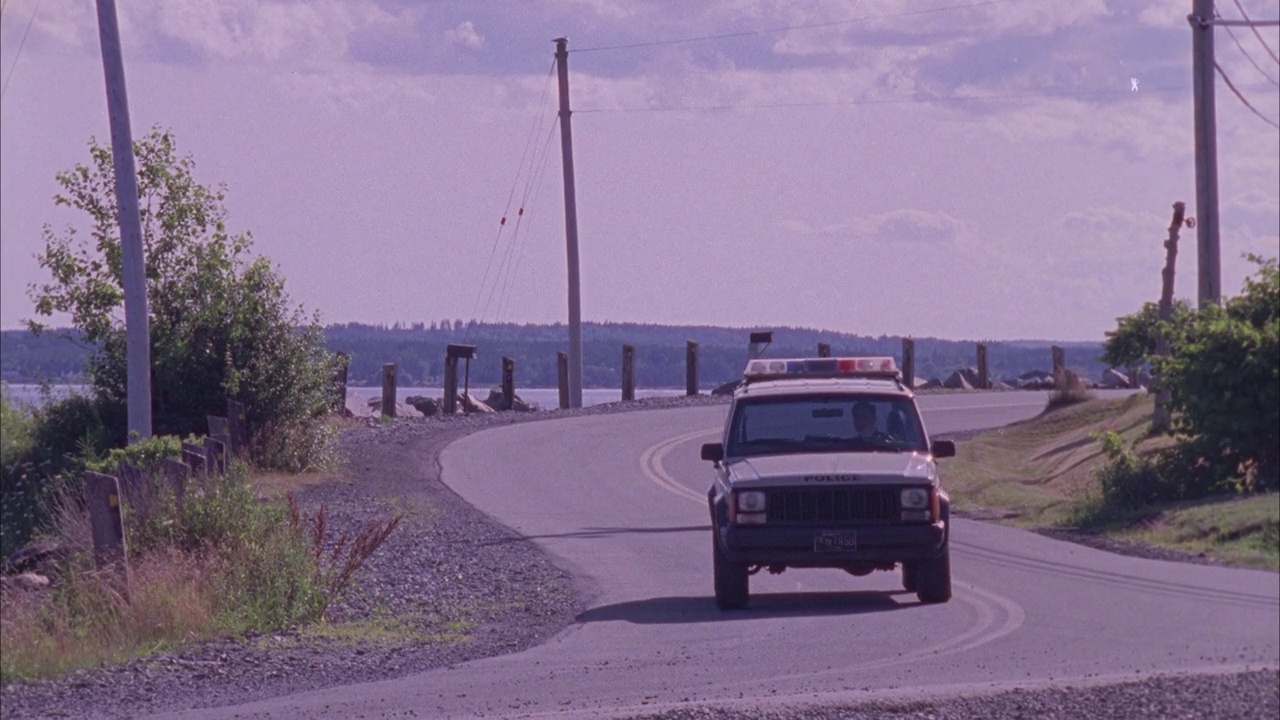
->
900, 488, 929, 509
736, 491, 767, 513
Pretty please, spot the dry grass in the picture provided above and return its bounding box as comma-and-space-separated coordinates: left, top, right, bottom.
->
1, 549, 220, 682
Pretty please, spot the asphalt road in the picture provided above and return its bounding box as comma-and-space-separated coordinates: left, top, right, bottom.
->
177, 392, 1280, 718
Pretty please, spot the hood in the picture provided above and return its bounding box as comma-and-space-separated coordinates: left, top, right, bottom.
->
725, 452, 937, 487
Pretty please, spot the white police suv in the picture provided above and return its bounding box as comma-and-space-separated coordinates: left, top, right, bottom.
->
701, 356, 955, 610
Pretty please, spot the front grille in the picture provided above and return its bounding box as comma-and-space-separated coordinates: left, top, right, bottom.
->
766, 487, 899, 524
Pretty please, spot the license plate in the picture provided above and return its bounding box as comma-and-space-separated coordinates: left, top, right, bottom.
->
814, 531, 857, 552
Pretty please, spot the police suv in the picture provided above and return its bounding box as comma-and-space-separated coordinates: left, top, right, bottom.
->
701, 356, 955, 610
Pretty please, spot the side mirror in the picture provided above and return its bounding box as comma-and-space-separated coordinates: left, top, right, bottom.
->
701, 442, 724, 462
931, 440, 956, 459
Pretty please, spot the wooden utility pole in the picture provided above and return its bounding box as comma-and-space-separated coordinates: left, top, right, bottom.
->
1189, 0, 1221, 307
554, 38, 584, 409
95, 0, 152, 441
1153, 202, 1186, 433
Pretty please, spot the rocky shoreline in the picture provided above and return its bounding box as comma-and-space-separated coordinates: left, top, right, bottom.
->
2, 395, 1275, 719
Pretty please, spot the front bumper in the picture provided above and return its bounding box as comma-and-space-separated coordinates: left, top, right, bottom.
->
719, 521, 946, 566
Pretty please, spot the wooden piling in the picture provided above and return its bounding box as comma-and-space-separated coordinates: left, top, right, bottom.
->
557, 351, 569, 410
817, 343, 832, 358
686, 341, 699, 396
381, 363, 397, 418
502, 357, 516, 411
976, 343, 989, 390
902, 338, 916, 389
621, 344, 636, 402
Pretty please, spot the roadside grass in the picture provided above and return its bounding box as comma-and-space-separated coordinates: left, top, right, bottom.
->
0, 460, 400, 682
943, 393, 1278, 570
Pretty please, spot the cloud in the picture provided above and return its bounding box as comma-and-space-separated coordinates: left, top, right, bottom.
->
860, 209, 966, 245
445, 21, 485, 51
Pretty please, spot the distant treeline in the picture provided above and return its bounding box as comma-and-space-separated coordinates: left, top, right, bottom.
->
2, 322, 1109, 389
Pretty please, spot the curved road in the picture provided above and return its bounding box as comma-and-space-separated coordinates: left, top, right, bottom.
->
184, 393, 1280, 718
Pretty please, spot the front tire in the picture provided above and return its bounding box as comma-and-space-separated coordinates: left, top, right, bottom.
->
915, 543, 951, 604
713, 532, 749, 610
900, 562, 918, 593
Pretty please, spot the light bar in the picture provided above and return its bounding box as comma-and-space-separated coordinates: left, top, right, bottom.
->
743, 356, 899, 379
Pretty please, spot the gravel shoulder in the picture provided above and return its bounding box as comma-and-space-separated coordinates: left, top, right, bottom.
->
2, 395, 1275, 719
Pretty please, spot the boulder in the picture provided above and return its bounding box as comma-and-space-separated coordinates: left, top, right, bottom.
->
406, 395, 439, 417
943, 370, 974, 390
12, 572, 50, 591
1100, 368, 1130, 389
459, 393, 495, 414
483, 388, 537, 412
365, 397, 424, 418
711, 379, 741, 396
921, 378, 944, 389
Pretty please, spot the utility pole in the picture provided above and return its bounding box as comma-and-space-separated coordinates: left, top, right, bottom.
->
554, 37, 584, 409
1189, 0, 1221, 307
95, 0, 152, 441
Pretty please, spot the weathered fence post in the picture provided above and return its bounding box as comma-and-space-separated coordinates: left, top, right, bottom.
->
165, 458, 190, 514
1051, 345, 1066, 386
557, 351, 569, 410
502, 357, 516, 411
207, 415, 231, 456
204, 437, 227, 476
976, 343, 989, 390
686, 341, 699, 396
443, 354, 459, 415
182, 441, 207, 478
226, 399, 247, 457
331, 351, 350, 413
902, 338, 916, 389
381, 363, 397, 418
1128, 363, 1142, 390
621, 344, 636, 402
817, 342, 832, 358
84, 471, 132, 600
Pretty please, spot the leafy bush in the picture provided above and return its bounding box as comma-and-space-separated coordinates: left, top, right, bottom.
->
1155, 256, 1279, 489
27, 127, 339, 470
1080, 431, 1236, 524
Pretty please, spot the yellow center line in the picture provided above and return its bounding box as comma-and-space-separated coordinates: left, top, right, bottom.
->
639, 427, 721, 505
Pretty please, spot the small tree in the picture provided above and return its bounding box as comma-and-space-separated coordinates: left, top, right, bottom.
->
28, 128, 337, 470
1100, 300, 1194, 369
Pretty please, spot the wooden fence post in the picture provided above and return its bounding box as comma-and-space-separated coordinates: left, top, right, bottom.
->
621, 344, 636, 402
84, 471, 132, 600
226, 399, 247, 457
381, 363, 397, 418
557, 351, 569, 410
182, 442, 207, 478
443, 354, 459, 415
207, 415, 231, 457
1051, 345, 1065, 386
686, 341, 699, 396
817, 343, 832, 358
165, 458, 190, 514
502, 357, 516, 411
331, 351, 350, 413
204, 437, 227, 476
902, 338, 916, 389
976, 343, 989, 390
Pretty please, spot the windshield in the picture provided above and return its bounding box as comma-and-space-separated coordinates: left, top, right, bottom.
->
725, 394, 928, 458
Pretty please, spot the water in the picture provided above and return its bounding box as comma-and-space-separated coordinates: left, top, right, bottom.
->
1, 383, 693, 412
346, 386, 692, 410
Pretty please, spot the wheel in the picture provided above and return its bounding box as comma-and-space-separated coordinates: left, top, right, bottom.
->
713, 532, 749, 610
900, 562, 918, 593
915, 543, 952, 604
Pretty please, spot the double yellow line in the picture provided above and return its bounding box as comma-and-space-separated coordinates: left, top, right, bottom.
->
638, 427, 720, 505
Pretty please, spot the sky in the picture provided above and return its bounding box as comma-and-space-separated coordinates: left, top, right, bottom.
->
1, 0, 1277, 342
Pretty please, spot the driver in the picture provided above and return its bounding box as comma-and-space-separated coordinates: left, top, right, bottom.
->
852, 401, 891, 443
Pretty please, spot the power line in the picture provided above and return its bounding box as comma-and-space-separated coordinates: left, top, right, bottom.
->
468, 58, 556, 337
1221, 16, 1279, 85
574, 0, 1020, 53
1231, 0, 1279, 65
575, 85, 1186, 114
1, 0, 43, 99
1214, 58, 1280, 129
496, 119, 560, 321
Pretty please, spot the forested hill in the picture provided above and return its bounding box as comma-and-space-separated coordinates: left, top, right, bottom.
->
2, 323, 1108, 389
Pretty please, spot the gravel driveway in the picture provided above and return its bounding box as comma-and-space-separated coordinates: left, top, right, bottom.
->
2, 396, 1275, 719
